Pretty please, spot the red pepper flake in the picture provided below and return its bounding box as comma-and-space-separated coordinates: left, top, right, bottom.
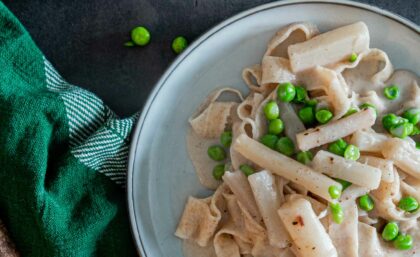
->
293, 215, 304, 226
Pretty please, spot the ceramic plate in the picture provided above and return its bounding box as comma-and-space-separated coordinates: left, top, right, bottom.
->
127, 1, 420, 256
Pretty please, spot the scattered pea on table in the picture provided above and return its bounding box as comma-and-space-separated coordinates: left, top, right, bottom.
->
172, 36, 188, 54
130, 26, 151, 46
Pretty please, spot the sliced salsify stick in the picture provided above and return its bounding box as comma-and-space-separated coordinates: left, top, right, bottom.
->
382, 138, 420, 179
312, 150, 381, 190
358, 156, 394, 183
222, 171, 261, 221
233, 134, 342, 202
349, 129, 389, 153
296, 108, 376, 151
248, 170, 290, 248
278, 198, 338, 257
288, 22, 369, 72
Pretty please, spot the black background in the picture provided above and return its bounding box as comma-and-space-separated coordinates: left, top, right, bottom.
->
3, 0, 419, 116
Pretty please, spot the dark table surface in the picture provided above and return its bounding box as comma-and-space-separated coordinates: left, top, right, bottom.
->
3, 0, 419, 117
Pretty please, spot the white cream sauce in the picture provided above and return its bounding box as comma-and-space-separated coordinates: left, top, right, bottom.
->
344, 69, 420, 116
183, 239, 217, 257
186, 129, 223, 190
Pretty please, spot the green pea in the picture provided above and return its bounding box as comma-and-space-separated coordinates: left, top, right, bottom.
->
382, 222, 399, 241
275, 137, 295, 156
131, 26, 151, 46
402, 108, 420, 125
264, 101, 280, 120
344, 107, 358, 117
305, 99, 317, 107
124, 41, 135, 47
296, 151, 313, 165
207, 145, 226, 161
382, 114, 408, 131
330, 202, 344, 224
358, 194, 374, 211
393, 234, 413, 250
172, 36, 188, 54
328, 139, 348, 156
411, 125, 420, 136
212, 164, 226, 180
398, 196, 419, 212
268, 119, 284, 135
334, 178, 352, 191
349, 53, 358, 62
359, 103, 377, 115
260, 134, 278, 149
293, 86, 308, 103
240, 164, 255, 177
390, 123, 414, 139
220, 131, 233, 147
315, 109, 333, 124
277, 82, 296, 102
328, 185, 342, 199
298, 106, 315, 125
344, 144, 360, 160
384, 85, 400, 100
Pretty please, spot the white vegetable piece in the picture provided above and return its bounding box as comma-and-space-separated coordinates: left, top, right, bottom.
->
248, 170, 290, 248
233, 134, 342, 202
278, 198, 338, 257
349, 130, 389, 153
278, 101, 305, 150
288, 22, 369, 72
382, 138, 420, 179
358, 156, 394, 183
312, 150, 381, 190
222, 171, 261, 221
296, 108, 376, 151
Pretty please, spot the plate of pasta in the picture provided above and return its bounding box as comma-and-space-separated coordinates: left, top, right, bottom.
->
127, 1, 420, 257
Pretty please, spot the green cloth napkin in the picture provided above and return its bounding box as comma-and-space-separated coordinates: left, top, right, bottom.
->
0, 2, 137, 256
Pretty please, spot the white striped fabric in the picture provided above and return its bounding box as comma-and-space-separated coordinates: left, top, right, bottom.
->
43, 57, 137, 186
